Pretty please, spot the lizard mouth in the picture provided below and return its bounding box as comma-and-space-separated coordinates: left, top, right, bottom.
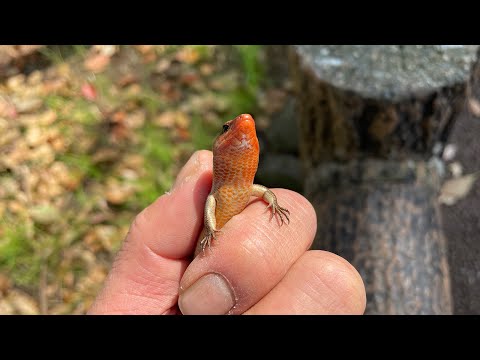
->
214, 114, 257, 152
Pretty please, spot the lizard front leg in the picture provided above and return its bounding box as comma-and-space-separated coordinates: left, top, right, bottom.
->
200, 194, 220, 252
251, 184, 290, 225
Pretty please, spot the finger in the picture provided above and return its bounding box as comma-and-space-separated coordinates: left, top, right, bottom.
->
245, 250, 366, 314
88, 150, 213, 314
178, 189, 317, 315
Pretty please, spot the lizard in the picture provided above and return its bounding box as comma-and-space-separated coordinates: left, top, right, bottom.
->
198, 113, 290, 253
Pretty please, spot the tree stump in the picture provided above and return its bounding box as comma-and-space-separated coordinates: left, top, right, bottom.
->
289, 45, 480, 314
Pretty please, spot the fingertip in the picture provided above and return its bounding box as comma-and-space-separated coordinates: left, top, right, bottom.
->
302, 250, 367, 314
173, 150, 213, 191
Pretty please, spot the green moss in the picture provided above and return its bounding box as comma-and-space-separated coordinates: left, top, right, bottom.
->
0, 223, 40, 287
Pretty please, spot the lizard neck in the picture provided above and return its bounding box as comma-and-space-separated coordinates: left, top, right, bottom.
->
212, 145, 259, 192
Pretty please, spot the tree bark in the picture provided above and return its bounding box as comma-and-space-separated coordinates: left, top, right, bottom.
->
289, 45, 480, 314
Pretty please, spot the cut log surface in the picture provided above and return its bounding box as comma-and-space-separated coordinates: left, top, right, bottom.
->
290, 45, 480, 314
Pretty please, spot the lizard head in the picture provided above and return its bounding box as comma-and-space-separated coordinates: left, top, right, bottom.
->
213, 114, 259, 155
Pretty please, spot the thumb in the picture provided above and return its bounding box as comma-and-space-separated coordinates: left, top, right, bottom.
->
88, 151, 212, 314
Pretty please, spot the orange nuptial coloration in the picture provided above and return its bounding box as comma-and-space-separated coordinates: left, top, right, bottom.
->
199, 114, 290, 253
212, 114, 260, 228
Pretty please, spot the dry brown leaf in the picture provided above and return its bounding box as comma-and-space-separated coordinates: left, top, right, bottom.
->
0, 273, 11, 295
175, 48, 200, 64
93, 45, 118, 57
154, 111, 176, 128
468, 97, 480, 117
122, 154, 144, 172
0, 299, 15, 315
27, 70, 43, 86
449, 162, 463, 178
125, 110, 145, 129
25, 126, 43, 147
200, 63, 214, 76
92, 148, 119, 163
41, 77, 68, 95
7, 200, 27, 216
117, 73, 137, 87
12, 96, 42, 113
439, 173, 478, 205
39, 109, 58, 126
30, 204, 60, 225
442, 144, 457, 162
180, 71, 200, 86
155, 58, 171, 73
0, 98, 17, 118
29, 143, 55, 166
6, 73, 26, 90
175, 111, 190, 129
135, 45, 154, 54
84, 54, 111, 73
105, 180, 135, 205
8, 290, 40, 315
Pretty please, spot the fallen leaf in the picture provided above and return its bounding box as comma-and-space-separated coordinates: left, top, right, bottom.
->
8, 200, 27, 216
6, 73, 26, 91
81, 83, 97, 101
12, 96, 42, 113
180, 71, 199, 86
468, 97, 480, 117
8, 290, 40, 315
176, 127, 191, 141
29, 143, 55, 166
111, 110, 126, 123
124, 110, 145, 129
30, 204, 60, 225
27, 70, 43, 86
199, 63, 214, 76
0, 98, 17, 119
93, 45, 118, 57
0, 273, 11, 295
92, 148, 119, 163
449, 162, 463, 178
439, 173, 478, 205
442, 144, 457, 162
25, 126, 44, 147
41, 77, 68, 95
0, 299, 15, 315
154, 111, 176, 128
105, 181, 135, 205
135, 45, 154, 54
123, 154, 144, 170
84, 54, 111, 73
154, 58, 171, 73
175, 111, 190, 129
38, 109, 58, 126
175, 48, 200, 64
117, 73, 137, 87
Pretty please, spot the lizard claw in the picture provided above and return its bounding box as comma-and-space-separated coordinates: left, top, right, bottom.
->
267, 202, 290, 226
200, 229, 222, 253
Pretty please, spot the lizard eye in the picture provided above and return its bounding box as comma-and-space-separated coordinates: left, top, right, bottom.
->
222, 124, 230, 134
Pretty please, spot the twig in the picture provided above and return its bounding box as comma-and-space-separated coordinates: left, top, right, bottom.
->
39, 259, 48, 315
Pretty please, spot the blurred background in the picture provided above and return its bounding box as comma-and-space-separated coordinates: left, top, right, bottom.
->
0, 45, 294, 314
0, 45, 478, 315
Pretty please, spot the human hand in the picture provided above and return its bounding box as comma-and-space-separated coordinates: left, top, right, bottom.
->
88, 150, 366, 315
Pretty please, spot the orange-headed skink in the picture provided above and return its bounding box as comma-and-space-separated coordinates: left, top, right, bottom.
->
199, 113, 290, 252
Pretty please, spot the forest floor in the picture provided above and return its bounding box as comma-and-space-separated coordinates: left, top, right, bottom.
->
0, 45, 289, 314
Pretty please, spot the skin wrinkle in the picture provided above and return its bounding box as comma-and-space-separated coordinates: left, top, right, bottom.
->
131, 247, 184, 297
180, 189, 317, 314
306, 256, 364, 313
